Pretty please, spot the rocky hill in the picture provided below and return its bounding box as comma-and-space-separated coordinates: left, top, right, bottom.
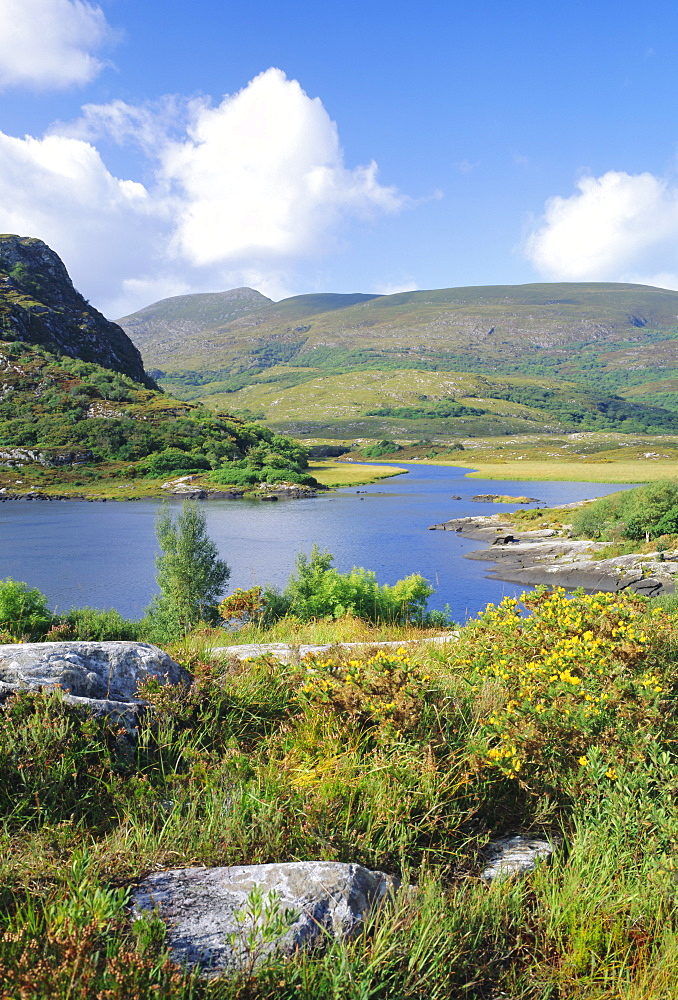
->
0, 237, 314, 496
0, 235, 151, 385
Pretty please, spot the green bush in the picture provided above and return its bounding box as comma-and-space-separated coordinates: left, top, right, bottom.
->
59, 607, 139, 641
361, 439, 401, 458
255, 545, 435, 626
140, 448, 211, 475
572, 481, 678, 541
0, 578, 53, 640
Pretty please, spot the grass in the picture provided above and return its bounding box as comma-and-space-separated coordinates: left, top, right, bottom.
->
307, 460, 406, 486
406, 457, 678, 483
5, 592, 678, 995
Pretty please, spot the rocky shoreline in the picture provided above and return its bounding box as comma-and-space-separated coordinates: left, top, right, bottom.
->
0, 478, 320, 503
430, 509, 677, 596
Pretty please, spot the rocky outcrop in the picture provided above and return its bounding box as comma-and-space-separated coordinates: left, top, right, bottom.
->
0, 235, 151, 385
0, 447, 93, 467
430, 515, 677, 595
132, 861, 397, 975
0, 641, 189, 726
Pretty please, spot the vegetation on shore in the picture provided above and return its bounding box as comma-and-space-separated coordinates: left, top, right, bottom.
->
3, 582, 678, 996
3, 504, 678, 995
0, 340, 318, 497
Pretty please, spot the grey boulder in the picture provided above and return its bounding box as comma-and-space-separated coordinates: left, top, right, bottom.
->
481, 834, 556, 882
133, 861, 398, 975
0, 641, 189, 725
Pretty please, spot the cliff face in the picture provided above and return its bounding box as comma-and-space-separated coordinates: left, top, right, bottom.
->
0, 235, 151, 385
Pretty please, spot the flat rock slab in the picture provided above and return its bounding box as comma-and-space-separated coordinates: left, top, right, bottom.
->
210, 635, 458, 664
0, 641, 189, 725
133, 861, 397, 975
482, 834, 556, 882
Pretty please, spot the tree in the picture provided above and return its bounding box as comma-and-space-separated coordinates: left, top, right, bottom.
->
148, 501, 230, 635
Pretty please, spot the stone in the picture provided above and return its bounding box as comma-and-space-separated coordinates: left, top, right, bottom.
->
210, 635, 458, 665
481, 834, 556, 882
491, 534, 515, 545
0, 641, 189, 726
132, 861, 398, 975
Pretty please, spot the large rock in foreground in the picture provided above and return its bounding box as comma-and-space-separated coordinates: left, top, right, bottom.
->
133, 862, 398, 975
0, 641, 189, 724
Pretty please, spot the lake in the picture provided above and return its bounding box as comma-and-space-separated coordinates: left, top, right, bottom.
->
0, 463, 636, 623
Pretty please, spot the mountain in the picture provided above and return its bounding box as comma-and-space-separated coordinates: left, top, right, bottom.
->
0, 238, 313, 493
0, 235, 151, 385
117, 287, 273, 373
116, 281, 678, 438
117, 280, 678, 386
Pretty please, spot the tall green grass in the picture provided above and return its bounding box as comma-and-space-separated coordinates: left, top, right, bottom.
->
3, 590, 678, 996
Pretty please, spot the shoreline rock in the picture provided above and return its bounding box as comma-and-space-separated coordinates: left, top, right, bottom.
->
430, 514, 676, 595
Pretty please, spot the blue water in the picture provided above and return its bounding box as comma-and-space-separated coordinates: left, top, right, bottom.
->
0, 464, 636, 623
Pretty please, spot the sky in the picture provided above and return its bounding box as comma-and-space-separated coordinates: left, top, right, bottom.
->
2, 0, 678, 317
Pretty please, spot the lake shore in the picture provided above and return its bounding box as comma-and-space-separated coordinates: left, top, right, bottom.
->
430, 507, 677, 596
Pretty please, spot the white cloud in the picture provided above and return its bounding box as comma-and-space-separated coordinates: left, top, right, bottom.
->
0, 69, 406, 315
161, 68, 405, 267
525, 170, 678, 288
0, 0, 114, 90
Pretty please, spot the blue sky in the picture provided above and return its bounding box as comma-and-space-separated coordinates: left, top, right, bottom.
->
1, 0, 678, 316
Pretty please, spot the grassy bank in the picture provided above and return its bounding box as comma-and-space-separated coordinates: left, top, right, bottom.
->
307, 460, 406, 487
391, 457, 678, 483
5, 590, 678, 996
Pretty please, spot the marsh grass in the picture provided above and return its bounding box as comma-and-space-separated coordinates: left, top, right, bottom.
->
5, 591, 678, 995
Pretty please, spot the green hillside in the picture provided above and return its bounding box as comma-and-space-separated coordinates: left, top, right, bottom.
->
118, 281, 678, 385
117, 281, 678, 439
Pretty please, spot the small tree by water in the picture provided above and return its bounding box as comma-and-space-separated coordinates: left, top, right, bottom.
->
146, 501, 230, 637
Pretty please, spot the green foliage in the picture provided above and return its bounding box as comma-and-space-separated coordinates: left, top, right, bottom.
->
0, 689, 125, 825
0, 577, 53, 639
572, 481, 678, 541
146, 501, 230, 637
139, 448, 211, 475
365, 397, 484, 419
254, 545, 435, 626
0, 340, 310, 483
360, 439, 402, 458
56, 606, 140, 641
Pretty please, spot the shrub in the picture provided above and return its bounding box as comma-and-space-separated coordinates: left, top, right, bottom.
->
0, 577, 53, 640
56, 606, 139, 641
141, 448, 211, 475
145, 501, 230, 638
453, 587, 674, 796
256, 545, 434, 626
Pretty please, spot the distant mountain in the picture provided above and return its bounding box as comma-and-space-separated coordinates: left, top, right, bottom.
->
118, 281, 678, 387
117, 287, 273, 372
0, 235, 150, 385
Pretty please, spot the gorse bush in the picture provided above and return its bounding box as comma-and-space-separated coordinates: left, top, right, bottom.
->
455, 587, 675, 802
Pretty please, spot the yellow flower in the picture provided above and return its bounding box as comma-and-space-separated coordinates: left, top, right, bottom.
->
605, 768, 617, 780
578, 756, 589, 767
